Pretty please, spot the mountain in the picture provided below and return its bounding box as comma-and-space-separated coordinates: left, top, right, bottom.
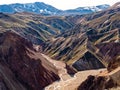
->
43, 2, 120, 71
44, 2, 120, 90
60, 4, 110, 15
0, 2, 119, 71
0, 2, 120, 90
0, 2, 110, 15
0, 31, 60, 90
0, 12, 76, 44
0, 31, 77, 90
0, 2, 61, 15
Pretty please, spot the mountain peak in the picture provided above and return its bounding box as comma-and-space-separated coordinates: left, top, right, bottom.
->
0, 2, 110, 15
76, 4, 110, 12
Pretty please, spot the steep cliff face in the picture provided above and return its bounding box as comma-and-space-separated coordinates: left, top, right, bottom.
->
73, 51, 105, 71
0, 31, 60, 90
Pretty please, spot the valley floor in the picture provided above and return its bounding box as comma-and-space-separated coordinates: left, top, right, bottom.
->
42, 54, 106, 90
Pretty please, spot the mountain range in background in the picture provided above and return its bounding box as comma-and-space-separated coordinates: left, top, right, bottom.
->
0, 2, 110, 15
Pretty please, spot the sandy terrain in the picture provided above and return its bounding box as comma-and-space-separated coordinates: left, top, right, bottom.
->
41, 54, 71, 81
42, 54, 106, 90
44, 69, 106, 90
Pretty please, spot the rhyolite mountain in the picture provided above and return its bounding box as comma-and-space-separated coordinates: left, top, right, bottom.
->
0, 2, 110, 15
43, 2, 120, 71
0, 31, 60, 90
0, 2, 120, 90
0, 2, 120, 71
44, 2, 120, 89
0, 31, 76, 90
0, 12, 78, 44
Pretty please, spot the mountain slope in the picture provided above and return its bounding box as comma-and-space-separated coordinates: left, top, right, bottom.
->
43, 3, 120, 71
0, 12, 76, 44
0, 31, 60, 90
60, 4, 110, 15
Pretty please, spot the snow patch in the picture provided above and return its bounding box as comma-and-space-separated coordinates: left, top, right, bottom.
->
40, 9, 44, 13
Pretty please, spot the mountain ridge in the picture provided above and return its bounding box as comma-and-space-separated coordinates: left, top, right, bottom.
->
0, 2, 110, 15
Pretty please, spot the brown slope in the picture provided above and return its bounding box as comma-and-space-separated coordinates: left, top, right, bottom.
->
43, 33, 106, 71
96, 42, 120, 65
0, 12, 78, 45
78, 36, 120, 90
59, 3, 120, 37
0, 31, 60, 90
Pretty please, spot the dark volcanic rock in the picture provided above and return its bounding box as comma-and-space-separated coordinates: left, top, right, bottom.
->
78, 75, 116, 90
78, 75, 106, 90
65, 64, 77, 75
73, 51, 105, 71
0, 31, 60, 90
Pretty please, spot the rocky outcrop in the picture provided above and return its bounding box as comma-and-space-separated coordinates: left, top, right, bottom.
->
78, 75, 105, 90
78, 75, 116, 90
0, 31, 60, 90
78, 55, 120, 90
108, 56, 120, 72
65, 64, 77, 75
73, 51, 105, 71
78, 70, 120, 90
